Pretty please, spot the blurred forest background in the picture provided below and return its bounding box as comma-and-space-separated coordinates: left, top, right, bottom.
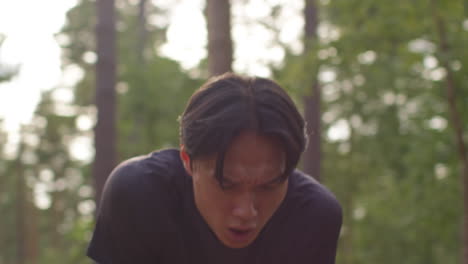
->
1, 0, 467, 263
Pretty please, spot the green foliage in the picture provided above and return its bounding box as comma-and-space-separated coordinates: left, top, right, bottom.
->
1, 1, 201, 263
118, 56, 202, 158
273, 0, 465, 263
59, 0, 203, 158
1, 0, 466, 263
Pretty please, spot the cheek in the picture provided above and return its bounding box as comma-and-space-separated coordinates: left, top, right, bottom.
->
257, 186, 288, 216
193, 176, 229, 213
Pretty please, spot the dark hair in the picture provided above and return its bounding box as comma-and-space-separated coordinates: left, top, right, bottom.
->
179, 73, 306, 184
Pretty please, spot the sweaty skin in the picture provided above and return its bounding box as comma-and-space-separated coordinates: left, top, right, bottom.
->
180, 130, 288, 248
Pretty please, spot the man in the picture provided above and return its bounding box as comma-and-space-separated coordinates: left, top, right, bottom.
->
87, 73, 342, 264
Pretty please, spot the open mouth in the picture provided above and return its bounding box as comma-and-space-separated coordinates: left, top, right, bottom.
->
229, 228, 251, 235
227, 227, 254, 244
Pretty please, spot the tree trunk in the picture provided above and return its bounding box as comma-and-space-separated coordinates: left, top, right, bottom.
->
128, 0, 148, 155
302, 0, 321, 181
137, 0, 147, 63
16, 147, 26, 264
205, 0, 233, 76
340, 129, 358, 264
303, 86, 321, 180
430, 2, 468, 264
48, 168, 66, 250
94, 0, 117, 209
15, 143, 38, 264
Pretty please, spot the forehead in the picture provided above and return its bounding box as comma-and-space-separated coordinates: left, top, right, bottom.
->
222, 131, 285, 183
228, 130, 282, 152
192, 130, 286, 184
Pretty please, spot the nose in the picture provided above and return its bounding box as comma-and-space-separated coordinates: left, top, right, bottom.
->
231, 191, 258, 221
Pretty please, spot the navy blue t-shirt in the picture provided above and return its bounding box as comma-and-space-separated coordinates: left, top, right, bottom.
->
87, 149, 342, 264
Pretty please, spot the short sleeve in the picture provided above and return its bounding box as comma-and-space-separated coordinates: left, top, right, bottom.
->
87, 160, 163, 264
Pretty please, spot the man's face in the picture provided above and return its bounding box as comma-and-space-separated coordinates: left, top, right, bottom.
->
181, 130, 288, 248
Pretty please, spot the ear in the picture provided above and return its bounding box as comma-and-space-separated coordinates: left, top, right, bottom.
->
179, 145, 193, 176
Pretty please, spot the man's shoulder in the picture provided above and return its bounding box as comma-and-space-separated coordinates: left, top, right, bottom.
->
114, 148, 181, 172
103, 149, 185, 201
254, 171, 342, 262
110, 148, 183, 181
98, 148, 187, 223
287, 170, 342, 225
88, 149, 188, 264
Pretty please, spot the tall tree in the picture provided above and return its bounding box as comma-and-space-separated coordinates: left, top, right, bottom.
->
127, 0, 148, 153
302, 0, 321, 181
0, 37, 34, 264
430, 1, 468, 263
15, 141, 38, 264
137, 0, 148, 63
94, 0, 117, 208
206, 0, 233, 76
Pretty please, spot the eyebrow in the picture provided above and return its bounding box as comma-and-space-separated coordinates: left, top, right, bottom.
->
222, 173, 285, 187
261, 174, 285, 186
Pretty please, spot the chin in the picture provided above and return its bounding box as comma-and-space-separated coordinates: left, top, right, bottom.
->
221, 239, 253, 249
219, 229, 258, 249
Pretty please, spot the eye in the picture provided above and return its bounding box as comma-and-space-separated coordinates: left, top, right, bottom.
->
259, 177, 284, 191
259, 183, 279, 191
221, 184, 234, 190
259, 185, 274, 191
220, 180, 236, 190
